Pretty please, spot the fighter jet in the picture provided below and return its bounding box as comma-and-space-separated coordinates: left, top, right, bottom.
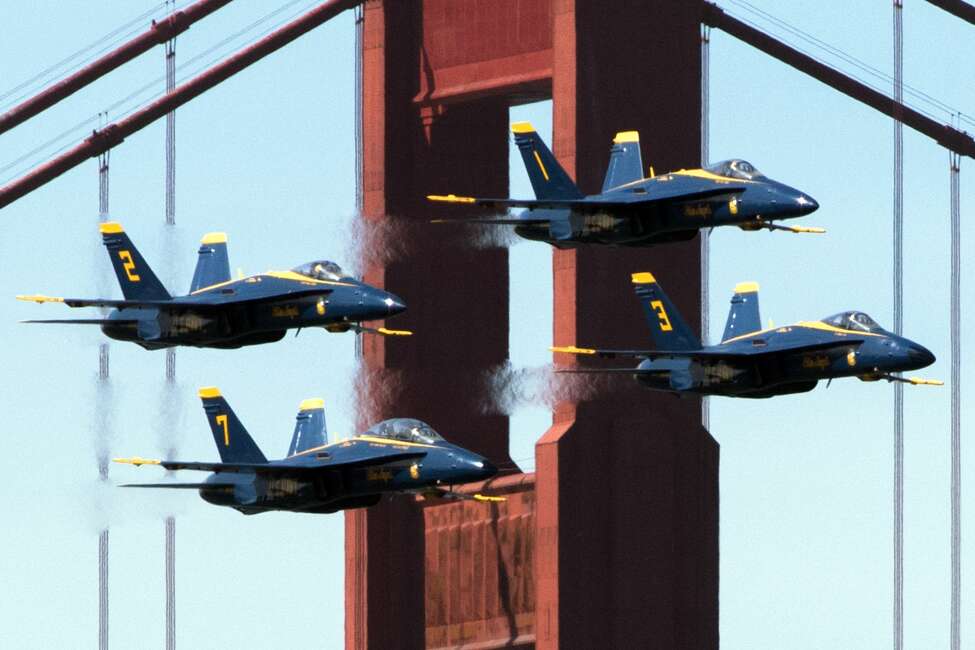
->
552, 273, 941, 398
428, 122, 822, 247
114, 387, 501, 515
17, 222, 409, 349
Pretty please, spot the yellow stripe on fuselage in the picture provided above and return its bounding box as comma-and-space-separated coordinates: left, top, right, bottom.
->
190, 271, 356, 295
286, 435, 438, 459
671, 168, 756, 184
721, 321, 883, 345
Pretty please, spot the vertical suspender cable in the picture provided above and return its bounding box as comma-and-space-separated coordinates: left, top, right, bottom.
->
700, 25, 711, 430
949, 145, 961, 650
164, 6, 177, 646
353, 4, 364, 361
97, 132, 111, 650
892, 4, 904, 650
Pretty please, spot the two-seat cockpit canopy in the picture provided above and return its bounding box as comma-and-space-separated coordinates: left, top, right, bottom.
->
292, 260, 350, 282
822, 311, 886, 334
363, 418, 444, 445
706, 159, 765, 181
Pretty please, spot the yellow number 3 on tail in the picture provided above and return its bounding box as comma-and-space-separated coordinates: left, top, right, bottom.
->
118, 250, 141, 282
650, 300, 673, 331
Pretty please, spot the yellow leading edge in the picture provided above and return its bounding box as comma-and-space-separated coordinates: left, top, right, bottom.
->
427, 194, 476, 204
613, 130, 639, 144
550, 345, 596, 355
113, 456, 160, 466
734, 281, 759, 294
16, 294, 63, 303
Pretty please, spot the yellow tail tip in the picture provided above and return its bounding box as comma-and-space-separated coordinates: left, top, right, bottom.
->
613, 130, 640, 144
197, 386, 221, 399
16, 294, 64, 304
734, 281, 759, 294
299, 397, 324, 411
427, 194, 476, 204
631, 271, 656, 284
200, 232, 227, 245
511, 121, 535, 134
99, 221, 124, 234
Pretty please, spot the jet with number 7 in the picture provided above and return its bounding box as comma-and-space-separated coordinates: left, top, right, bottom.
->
114, 387, 502, 515
17, 222, 410, 349
428, 122, 822, 247
552, 273, 941, 398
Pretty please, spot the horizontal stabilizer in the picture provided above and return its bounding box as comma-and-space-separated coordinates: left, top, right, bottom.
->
21, 318, 136, 325
120, 482, 230, 489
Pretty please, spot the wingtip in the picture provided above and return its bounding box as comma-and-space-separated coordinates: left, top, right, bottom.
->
427, 194, 476, 204
16, 294, 64, 304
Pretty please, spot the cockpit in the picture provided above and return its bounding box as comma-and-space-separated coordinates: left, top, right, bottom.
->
363, 418, 445, 445
292, 260, 350, 282
822, 311, 885, 333
705, 159, 766, 181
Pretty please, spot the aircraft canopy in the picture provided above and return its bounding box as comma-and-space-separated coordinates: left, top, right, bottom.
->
706, 159, 766, 181
363, 418, 444, 445
292, 260, 349, 281
822, 311, 885, 333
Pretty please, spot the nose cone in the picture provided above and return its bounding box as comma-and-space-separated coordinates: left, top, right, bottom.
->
469, 456, 497, 481
381, 290, 407, 317
795, 193, 819, 216
906, 341, 936, 369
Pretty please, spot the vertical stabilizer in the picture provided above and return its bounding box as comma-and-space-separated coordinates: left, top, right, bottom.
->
190, 232, 231, 293
631, 272, 701, 351
288, 398, 328, 456
100, 222, 171, 301
722, 282, 762, 342
511, 122, 584, 200
601, 131, 644, 192
198, 387, 267, 464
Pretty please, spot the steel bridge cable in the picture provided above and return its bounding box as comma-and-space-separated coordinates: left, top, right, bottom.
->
948, 145, 961, 650
0, 2, 173, 110
0, 0, 316, 184
724, 0, 975, 129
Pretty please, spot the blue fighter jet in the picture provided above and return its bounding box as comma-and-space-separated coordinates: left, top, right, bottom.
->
114, 387, 501, 515
428, 122, 822, 247
552, 273, 941, 398
17, 222, 409, 349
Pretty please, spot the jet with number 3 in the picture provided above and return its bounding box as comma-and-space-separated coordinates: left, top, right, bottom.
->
428, 122, 822, 248
113, 387, 502, 515
552, 272, 941, 398
17, 222, 409, 349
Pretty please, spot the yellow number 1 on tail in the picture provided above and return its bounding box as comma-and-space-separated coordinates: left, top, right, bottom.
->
650, 300, 673, 331
216, 414, 229, 446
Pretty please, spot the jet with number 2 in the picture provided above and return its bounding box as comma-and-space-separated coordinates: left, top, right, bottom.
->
17, 222, 409, 349
428, 122, 822, 247
114, 387, 502, 515
552, 272, 941, 398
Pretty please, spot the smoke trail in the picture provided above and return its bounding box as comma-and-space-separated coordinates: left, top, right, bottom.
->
352, 364, 404, 434
483, 361, 614, 416
347, 214, 519, 276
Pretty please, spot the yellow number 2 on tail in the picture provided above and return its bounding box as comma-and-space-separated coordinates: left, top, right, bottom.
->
216, 414, 229, 446
118, 250, 140, 282
650, 300, 673, 332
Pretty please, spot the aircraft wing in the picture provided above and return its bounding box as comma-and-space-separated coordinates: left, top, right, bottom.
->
115, 450, 428, 476
17, 287, 334, 311
428, 186, 745, 214
552, 339, 865, 361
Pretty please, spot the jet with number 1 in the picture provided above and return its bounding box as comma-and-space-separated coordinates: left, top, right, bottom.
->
17, 222, 409, 349
428, 122, 822, 247
114, 387, 501, 515
552, 272, 941, 398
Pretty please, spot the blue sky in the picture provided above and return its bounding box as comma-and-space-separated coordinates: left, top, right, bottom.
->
0, 2, 972, 648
